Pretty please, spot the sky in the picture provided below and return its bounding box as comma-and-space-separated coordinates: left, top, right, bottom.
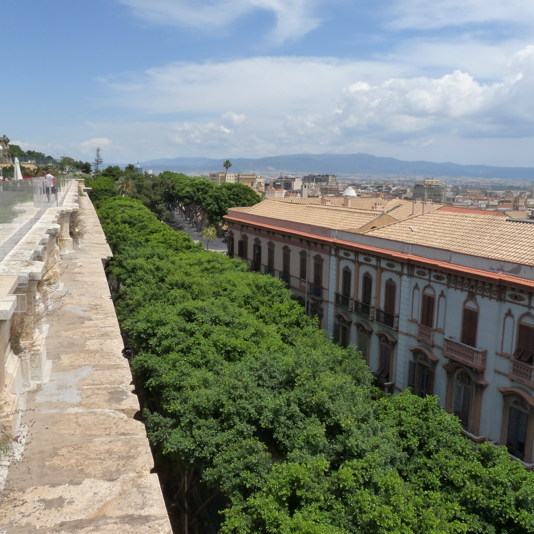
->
3, 0, 534, 167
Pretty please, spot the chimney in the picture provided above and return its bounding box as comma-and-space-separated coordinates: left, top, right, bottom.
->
343, 196, 354, 207
412, 200, 423, 215
423, 200, 434, 214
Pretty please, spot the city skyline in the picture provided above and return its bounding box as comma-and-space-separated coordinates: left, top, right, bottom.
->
3, 0, 534, 166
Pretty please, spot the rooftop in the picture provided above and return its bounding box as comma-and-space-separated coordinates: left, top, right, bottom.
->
228, 198, 534, 269
364, 208, 534, 267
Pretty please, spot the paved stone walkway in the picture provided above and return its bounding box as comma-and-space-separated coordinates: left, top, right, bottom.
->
0, 194, 171, 533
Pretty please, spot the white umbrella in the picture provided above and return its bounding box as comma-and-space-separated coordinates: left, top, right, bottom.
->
14, 157, 23, 180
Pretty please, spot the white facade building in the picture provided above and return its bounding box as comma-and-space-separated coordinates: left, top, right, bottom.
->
225, 197, 534, 465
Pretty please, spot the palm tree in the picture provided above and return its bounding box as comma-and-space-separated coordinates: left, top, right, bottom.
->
116, 176, 135, 196
223, 160, 232, 178
200, 226, 217, 251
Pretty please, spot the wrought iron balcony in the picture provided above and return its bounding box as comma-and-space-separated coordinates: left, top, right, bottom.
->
308, 283, 323, 299
416, 323, 434, 345
278, 271, 290, 285
250, 261, 262, 272
375, 309, 395, 329
443, 337, 487, 370
354, 300, 371, 318
510, 359, 534, 387
335, 293, 352, 311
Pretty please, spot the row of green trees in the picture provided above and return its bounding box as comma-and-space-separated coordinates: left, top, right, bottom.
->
6, 145, 91, 173
93, 190, 534, 533
88, 166, 260, 231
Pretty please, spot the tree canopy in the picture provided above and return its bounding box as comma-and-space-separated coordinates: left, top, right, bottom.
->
90, 188, 534, 534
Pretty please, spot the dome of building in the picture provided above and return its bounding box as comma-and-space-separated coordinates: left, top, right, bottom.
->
343, 186, 357, 197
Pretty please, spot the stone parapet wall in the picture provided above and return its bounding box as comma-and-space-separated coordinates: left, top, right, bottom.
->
0, 183, 172, 533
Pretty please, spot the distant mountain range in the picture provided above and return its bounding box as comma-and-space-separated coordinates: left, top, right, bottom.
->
142, 153, 534, 181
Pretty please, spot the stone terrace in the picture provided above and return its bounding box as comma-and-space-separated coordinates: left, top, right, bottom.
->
0, 188, 171, 533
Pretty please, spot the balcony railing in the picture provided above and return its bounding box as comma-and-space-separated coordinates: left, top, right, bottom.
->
354, 300, 371, 318
416, 323, 434, 345
278, 271, 290, 285
308, 283, 323, 299
510, 359, 534, 387
335, 293, 352, 311
443, 337, 487, 370
376, 309, 395, 329
250, 261, 261, 272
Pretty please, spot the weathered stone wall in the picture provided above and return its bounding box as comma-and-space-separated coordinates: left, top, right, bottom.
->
0, 181, 172, 533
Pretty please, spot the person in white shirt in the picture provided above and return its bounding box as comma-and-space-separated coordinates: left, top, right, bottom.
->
45, 172, 54, 202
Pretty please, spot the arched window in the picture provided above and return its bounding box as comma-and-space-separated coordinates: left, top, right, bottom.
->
453, 370, 472, 429
383, 279, 396, 315
514, 315, 534, 364
252, 238, 262, 272
461, 299, 479, 348
334, 314, 351, 348
408, 350, 435, 397
238, 234, 248, 259
499, 388, 534, 463
355, 322, 372, 364
299, 250, 307, 280
376, 332, 396, 393
362, 273, 373, 306
506, 397, 529, 460
282, 246, 291, 274
313, 255, 323, 287
420, 286, 435, 328
341, 267, 352, 297
266, 241, 275, 275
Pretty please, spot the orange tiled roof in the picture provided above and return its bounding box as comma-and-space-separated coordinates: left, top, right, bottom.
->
438, 206, 506, 216
234, 199, 386, 230
364, 210, 534, 266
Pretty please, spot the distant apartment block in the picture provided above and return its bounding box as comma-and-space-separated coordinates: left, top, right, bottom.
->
226, 196, 534, 466
413, 178, 446, 203
205, 172, 260, 187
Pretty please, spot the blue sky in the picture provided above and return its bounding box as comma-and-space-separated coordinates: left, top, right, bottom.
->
3, 0, 534, 167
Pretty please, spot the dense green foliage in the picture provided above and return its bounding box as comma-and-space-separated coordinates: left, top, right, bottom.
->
94, 192, 534, 533
87, 167, 260, 227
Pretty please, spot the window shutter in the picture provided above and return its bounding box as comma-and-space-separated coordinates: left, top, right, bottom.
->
342, 269, 351, 297
460, 386, 471, 429
426, 368, 435, 396
507, 407, 528, 460
340, 325, 348, 347
408, 361, 417, 389
378, 344, 391, 380
268, 247, 274, 269
384, 282, 396, 314
333, 323, 340, 344
421, 295, 435, 327
314, 261, 322, 287
362, 275, 373, 305
300, 253, 307, 280
283, 250, 290, 274
461, 308, 478, 347
517, 324, 534, 362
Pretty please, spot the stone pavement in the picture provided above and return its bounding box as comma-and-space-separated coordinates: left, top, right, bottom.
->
0, 194, 172, 533
170, 212, 228, 252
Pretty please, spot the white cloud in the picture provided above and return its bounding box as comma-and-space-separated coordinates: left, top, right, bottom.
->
79, 138, 113, 154
91, 46, 534, 165
388, 0, 534, 30
101, 56, 402, 117
118, 0, 323, 44
221, 112, 247, 125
